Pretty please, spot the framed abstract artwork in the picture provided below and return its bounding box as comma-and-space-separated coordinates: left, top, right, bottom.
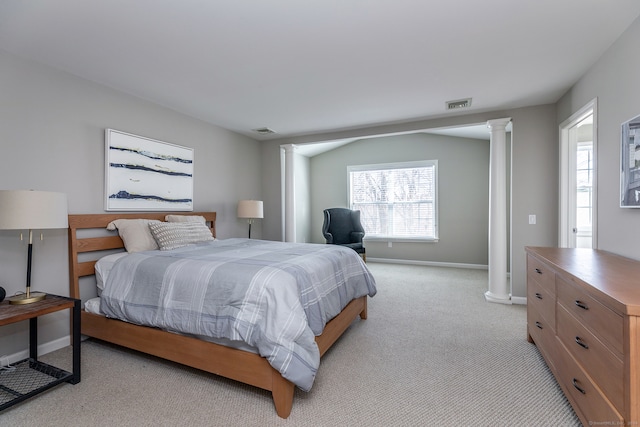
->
621, 114, 640, 207
105, 129, 194, 211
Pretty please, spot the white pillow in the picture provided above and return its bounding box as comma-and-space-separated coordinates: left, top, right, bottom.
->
106, 219, 161, 252
165, 214, 206, 224
149, 221, 214, 251
84, 297, 102, 315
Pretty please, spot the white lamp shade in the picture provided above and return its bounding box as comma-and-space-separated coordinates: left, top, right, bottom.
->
0, 190, 69, 230
237, 200, 264, 219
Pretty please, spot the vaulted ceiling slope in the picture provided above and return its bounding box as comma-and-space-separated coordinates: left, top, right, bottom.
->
1, 1, 639, 140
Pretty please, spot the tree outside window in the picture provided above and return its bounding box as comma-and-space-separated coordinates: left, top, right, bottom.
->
348, 160, 438, 240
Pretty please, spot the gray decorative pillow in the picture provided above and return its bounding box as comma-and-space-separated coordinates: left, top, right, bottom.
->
165, 214, 206, 224
106, 219, 161, 252
149, 221, 214, 251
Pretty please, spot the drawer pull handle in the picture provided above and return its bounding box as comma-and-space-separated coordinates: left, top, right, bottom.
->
574, 300, 589, 310
575, 336, 589, 349
535, 292, 543, 300
535, 268, 542, 274
572, 378, 586, 395
535, 321, 543, 330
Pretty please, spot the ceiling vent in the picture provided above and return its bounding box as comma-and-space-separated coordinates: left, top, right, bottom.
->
252, 127, 276, 135
446, 98, 472, 110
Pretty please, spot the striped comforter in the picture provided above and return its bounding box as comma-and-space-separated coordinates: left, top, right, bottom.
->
100, 238, 377, 391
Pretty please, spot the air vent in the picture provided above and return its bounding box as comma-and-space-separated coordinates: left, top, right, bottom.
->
252, 127, 276, 135
446, 98, 472, 110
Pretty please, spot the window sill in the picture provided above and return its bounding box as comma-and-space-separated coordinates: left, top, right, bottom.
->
364, 237, 439, 243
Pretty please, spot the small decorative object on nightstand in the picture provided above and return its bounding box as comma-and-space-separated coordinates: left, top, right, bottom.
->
0, 286, 5, 302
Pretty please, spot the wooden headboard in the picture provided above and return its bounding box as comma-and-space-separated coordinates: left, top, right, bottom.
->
68, 212, 217, 300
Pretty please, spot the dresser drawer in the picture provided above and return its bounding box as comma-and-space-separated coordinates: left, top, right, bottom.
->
527, 277, 555, 330
528, 308, 557, 371
556, 275, 624, 355
556, 304, 623, 412
554, 341, 623, 425
527, 255, 555, 295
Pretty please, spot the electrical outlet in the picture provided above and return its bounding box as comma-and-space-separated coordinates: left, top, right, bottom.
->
528, 214, 536, 225
0, 356, 10, 367
388, 241, 393, 248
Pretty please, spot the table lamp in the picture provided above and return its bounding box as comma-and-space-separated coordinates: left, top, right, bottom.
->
0, 190, 68, 304
237, 200, 263, 238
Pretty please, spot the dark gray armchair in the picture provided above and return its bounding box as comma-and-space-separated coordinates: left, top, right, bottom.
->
322, 208, 366, 261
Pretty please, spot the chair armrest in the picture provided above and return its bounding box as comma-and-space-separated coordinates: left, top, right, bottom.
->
323, 232, 334, 244
350, 231, 364, 243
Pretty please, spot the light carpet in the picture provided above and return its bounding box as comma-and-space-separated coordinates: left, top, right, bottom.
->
1, 262, 580, 426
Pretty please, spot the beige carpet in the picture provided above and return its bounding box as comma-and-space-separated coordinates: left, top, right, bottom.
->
1, 263, 580, 426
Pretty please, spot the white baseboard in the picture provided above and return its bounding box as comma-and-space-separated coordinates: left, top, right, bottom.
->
1, 335, 71, 366
367, 257, 488, 270
511, 296, 527, 305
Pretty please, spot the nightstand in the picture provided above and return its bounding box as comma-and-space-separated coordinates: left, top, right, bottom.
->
0, 294, 80, 411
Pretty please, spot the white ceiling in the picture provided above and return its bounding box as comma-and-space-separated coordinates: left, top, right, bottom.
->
1, 1, 639, 142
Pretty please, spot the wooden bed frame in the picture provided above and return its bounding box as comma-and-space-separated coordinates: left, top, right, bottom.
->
67, 212, 368, 418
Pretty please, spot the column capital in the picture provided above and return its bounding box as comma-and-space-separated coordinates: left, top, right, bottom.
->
486, 117, 511, 131
282, 144, 297, 154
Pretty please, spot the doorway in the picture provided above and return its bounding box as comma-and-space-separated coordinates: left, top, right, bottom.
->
559, 99, 597, 248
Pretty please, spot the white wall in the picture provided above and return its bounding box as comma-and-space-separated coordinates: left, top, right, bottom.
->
557, 16, 640, 259
0, 50, 262, 357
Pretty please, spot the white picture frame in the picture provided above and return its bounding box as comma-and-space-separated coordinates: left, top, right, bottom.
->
105, 129, 194, 211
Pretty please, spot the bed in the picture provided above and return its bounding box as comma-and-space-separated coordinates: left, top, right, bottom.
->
68, 212, 375, 418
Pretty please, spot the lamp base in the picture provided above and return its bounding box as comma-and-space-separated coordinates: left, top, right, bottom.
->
8, 291, 46, 305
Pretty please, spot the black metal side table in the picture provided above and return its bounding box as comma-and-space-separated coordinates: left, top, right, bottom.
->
0, 294, 80, 410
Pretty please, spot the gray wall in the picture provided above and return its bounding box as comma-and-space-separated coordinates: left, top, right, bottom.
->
263, 104, 559, 300
557, 16, 640, 259
0, 50, 262, 356
310, 133, 490, 266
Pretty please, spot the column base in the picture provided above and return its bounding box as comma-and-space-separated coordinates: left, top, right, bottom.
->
484, 290, 512, 305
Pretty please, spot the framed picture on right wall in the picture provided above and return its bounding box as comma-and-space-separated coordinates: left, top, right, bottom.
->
621, 114, 640, 207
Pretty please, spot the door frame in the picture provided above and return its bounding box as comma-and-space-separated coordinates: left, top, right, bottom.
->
558, 98, 598, 248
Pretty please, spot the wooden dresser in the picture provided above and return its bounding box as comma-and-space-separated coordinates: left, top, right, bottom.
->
525, 247, 640, 425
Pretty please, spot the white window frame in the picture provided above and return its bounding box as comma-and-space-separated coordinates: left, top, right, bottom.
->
348, 160, 439, 242
575, 141, 593, 235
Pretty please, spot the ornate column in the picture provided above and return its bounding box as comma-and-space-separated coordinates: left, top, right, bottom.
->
485, 118, 511, 304
283, 144, 297, 243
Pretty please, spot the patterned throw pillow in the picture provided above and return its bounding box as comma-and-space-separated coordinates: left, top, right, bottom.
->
164, 214, 206, 224
149, 221, 214, 251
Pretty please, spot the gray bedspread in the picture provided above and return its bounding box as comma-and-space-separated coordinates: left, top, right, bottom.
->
100, 238, 377, 391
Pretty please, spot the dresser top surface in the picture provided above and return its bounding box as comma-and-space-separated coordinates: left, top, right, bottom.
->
526, 247, 640, 315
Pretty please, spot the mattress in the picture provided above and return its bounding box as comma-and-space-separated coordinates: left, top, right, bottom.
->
84, 296, 259, 354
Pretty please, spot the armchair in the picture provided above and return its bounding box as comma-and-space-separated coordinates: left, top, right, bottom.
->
322, 208, 366, 261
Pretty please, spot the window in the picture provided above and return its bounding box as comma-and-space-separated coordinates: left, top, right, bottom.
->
348, 160, 438, 240
576, 141, 593, 233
